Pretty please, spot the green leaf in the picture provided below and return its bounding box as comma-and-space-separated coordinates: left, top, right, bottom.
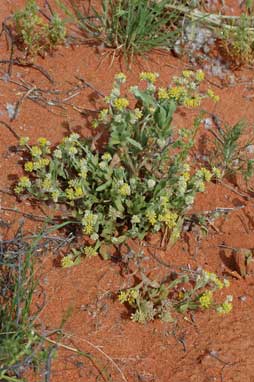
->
112, 235, 126, 244
96, 179, 112, 192
169, 217, 184, 246
154, 105, 167, 129
131, 87, 155, 108
126, 137, 143, 150
114, 197, 124, 212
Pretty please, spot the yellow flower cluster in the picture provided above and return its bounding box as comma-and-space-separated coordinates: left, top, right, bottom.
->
140, 72, 158, 83
182, 69, 204, 82
168, 86, 186, 101
199, 290, 213, 309
146, 210, 157, 225
119, 183, 131, 196
204, 271, 230, 289
200, 167, 213, 182
33, 158, 50, 170
102, 152, 112, 162
183, 96, 202, 108
61, 254, 74, 268
115, 72, 127, 83
195, 69, 205, 82
78, 169, 87, 179
217, 301, 233, 314
113, 97, 129, 111
84, 246, 97, 257
158, 87, 169, 100
212, 167, 222, 179
158, 210, 178, 229
65, 185, 84, 200
52, 190, 60, 202
37, 137, 50, 147
182, 70, 193, 78
42, 178, 52, 191
82, 212, 97, 235
118, 288, 138, 304
74, 186, 84, 198
98, 108, 109, 122
18, 176, 31, 188
134, 108, 143, 119
182, 171, 190, 181
68, 146, 78, 156
24, 161, 34, 172
31, 146, 42, 157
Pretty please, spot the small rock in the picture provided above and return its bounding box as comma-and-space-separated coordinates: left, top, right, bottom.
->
6, 103, 16, 119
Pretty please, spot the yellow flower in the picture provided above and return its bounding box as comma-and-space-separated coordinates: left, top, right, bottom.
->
182, 171, 190, 181
98, 108, 109, 122
214, 278, 224, 289
212, 167, 222, 179
82, 212, 97, 235
52, 190, 60, 202
33, 158, 50, 170
83, 223, 94, 235
195, 69, 205, 82
168, 86, 186, 101
146, 210, 157, 226
18, 176, 31, 188
113, 97, 129, 111
200, 167, 212, 182
19, 137, 29, 146
119, 183, 131, 196
79, 170, 87, 179
37, 137, 50, 147
217, 302, 233, 314
127, 289, 138, 304
158, 87, 169, 100
134, 108, 143, 119
84, 246, 97, 257
42, 178, 52, 191
199, 290, 213, 309
182, 70, 193, 78
183, 96, 202, 108
65, 187, 75, 200
82, 212, 97, 226
74, 186, 84, 198
68, 146, 78, 155
158, 211, 178, 229
31, 146, 42, 157
14, 185, 23, 194
118, 291, 128, 304
61, 255, 75, 268
102, 152, 112, 162
140, 72, 158, 83
119, 289, 138, 304
24, 161, 34, 172
115, 72, 126, 83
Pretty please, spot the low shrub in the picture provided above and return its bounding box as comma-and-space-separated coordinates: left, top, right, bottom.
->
15, 70, 219, 262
